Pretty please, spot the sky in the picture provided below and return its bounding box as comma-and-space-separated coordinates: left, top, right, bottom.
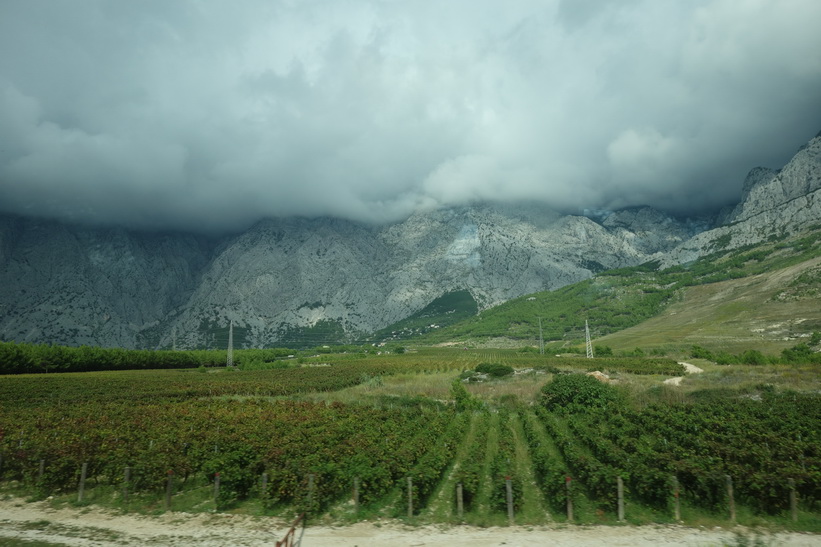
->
1, 0, 820, 234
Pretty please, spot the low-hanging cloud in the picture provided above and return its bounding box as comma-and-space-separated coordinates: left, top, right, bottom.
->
1, 0, 820, 233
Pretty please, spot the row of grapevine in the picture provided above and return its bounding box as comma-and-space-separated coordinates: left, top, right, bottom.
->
565, 414, 671, 508
539, 390, 820, 515
489, 409, 522, 512
0, 398, 457, 512
535, 407, 622, 509
405, 412, 471, 514
519, 409, 569, 511
452, 412, 491, 510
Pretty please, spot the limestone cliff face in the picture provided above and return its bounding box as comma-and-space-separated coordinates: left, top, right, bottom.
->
661, 134, 821, 266
0, 216, 216, 347
168, 204, 698, 348
0, 203, 696, 348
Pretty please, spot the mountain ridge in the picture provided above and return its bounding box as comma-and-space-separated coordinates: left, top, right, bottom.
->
1, 133, 819, 349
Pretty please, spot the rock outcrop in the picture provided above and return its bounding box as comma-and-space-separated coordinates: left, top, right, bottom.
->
661, 134, 821, 266
0, 203, 696, 348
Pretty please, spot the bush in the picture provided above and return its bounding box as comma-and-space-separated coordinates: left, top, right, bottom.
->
475, 362, 514, 377
714, 351, 738, 365
594, 345, 613, 356
538, 373, 623, 413
739, 349, 769, 365
690, 345, 714, 360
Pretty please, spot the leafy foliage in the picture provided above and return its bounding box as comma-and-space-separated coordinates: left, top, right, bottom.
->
556, 391, 821, 514
453, 413, 491, 510
474, 362, 514, 377
538, 374, 624, 413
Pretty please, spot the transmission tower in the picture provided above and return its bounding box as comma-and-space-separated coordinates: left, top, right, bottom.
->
172, 326, 177, 352
538, 317, 544, 355
585, 320, 594, 359
227, 320, 234, 367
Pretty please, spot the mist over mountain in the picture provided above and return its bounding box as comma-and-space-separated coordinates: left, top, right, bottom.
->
1, 132, 819, 349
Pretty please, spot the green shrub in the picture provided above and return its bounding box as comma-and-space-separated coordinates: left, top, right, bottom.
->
690, 345, 714, 360
475, 362, 514, 377
594, 345, 613, 356
714, 351, 738, 365
538, 373, 623, 413
739, 349, 769, 365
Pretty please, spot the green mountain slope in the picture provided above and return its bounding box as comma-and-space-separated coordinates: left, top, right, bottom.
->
412, 225, 821, 350
369, 290, 478, 343
599, 254, 821, 354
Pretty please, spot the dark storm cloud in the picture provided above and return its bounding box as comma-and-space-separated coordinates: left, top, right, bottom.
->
1, 0, 820, 232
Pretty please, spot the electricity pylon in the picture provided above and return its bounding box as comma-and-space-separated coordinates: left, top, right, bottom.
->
227, 320, 234, 367
585, 320, 594, 359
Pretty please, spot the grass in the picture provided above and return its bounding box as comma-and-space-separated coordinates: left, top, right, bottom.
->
598, 256, 821, 355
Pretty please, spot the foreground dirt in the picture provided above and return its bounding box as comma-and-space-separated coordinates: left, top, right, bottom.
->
1, 497, 818, 546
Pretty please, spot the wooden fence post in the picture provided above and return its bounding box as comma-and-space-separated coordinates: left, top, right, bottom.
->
566, 476, 573, 522
617, 476, 625, 522
725, 475, 735, 523
407, 477, 413, 518
456, 483, 464, 519
788, 478, 797, 522
672, 475, 680, 521
122, 466, 131, 504
506, 477, 514, 524
165, 470, 174, 510
77, 462, 88, 503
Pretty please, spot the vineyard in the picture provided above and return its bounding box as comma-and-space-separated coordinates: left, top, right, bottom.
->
0, 348, 819, 531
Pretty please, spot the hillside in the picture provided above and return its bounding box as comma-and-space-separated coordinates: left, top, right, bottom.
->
406, 225, 821, 352
598, 254, 821, 354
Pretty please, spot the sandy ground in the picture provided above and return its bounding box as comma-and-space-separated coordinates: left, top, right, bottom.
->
679, 362, 705, 374
1, 497, 819, 546
665, 362, 705, 386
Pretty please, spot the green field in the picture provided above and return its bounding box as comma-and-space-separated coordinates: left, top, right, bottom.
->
1, 348, 818, 531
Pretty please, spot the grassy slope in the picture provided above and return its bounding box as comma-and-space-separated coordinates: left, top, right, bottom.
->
413, 225, 821, 353
368, 290, 479, 343
599, 255, 821, 354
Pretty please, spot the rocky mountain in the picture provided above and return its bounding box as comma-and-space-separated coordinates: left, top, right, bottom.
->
0, 216, 218, 348
661, 131, 821, 267
0, 202, 699, 349
1, 132, 819, 349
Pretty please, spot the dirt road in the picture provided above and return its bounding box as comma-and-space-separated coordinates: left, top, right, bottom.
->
1, 497, 817, 546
